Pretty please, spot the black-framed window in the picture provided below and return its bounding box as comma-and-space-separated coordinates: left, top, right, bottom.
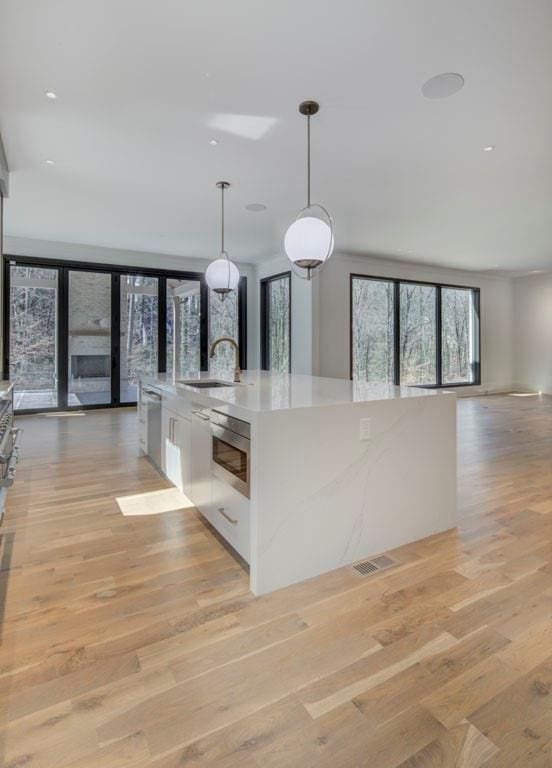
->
260, 271, 291, 372
350, 274, 480, 388
3, 254, 247, 413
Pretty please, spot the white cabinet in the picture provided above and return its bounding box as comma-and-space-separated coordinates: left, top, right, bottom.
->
138, 395, 147, 455
160, 399, 250, 564
162, 405, 191, 496
190, 409, 212, 522
211, 475, 251, 563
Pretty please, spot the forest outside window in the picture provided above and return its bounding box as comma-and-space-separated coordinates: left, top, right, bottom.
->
351, 277, 394, 384
400, 283, 437, 386
351, 275, 480, 387
260, 272, 291, 373
442, 287, 479, 384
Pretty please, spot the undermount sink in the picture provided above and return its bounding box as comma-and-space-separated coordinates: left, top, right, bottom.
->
178, 380, 234, 389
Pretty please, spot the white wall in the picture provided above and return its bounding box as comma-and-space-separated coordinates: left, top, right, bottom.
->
514, 273, 552, 394
316, 252, 515, 391
3, 236, 259, 369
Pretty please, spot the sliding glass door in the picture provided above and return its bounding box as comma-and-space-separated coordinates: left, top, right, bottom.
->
166, 278, 201, 378
209, 288, 240, 379
120, 275, 159, 403
3, 255, 247, 413
9, 264, 59, 410
68, 270, 112, 406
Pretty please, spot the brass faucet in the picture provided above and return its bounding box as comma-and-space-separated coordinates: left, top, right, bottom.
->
209, 337, 241, 383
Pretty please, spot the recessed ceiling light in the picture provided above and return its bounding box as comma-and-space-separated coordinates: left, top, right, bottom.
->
45, 91, 57, 100
421, 73, 464, 99
44, 159, 55, 165
245, 203, 267, 212
482, 145, 495, 152
209, 138, 219, 146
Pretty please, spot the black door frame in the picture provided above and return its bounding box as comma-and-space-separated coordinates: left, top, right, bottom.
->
259, 271, 291, 371
3, 254, 247, 414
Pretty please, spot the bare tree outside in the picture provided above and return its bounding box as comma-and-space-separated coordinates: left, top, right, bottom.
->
352, 277, 477, 387
167, 280, 201, 378
120, 275, 158, 400
442, 287, 475, 383
267, 275, 290, 373
9, 266, 58, 398
352, 278, 394, 383
399, 283, 436, 385
209, 289, 239, 378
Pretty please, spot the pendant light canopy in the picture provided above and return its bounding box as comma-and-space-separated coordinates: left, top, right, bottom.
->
284, 101, 334, 279
205, 181, 240, 298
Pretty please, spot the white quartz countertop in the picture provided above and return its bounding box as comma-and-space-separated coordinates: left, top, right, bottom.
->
143, 370, 454, 414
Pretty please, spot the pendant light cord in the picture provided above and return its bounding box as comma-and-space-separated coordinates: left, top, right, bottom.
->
307, 113, 311, 207
221, 183, 225, 254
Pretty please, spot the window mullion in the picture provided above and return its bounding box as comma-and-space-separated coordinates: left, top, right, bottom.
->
393, 280, 400, 386
436, 285, 442, 387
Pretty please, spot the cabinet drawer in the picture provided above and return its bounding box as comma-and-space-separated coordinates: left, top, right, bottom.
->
162, 393, 192, 421
211, 476, 250, 563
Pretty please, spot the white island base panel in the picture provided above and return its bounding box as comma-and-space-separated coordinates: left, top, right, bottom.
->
250, 394, 456, 595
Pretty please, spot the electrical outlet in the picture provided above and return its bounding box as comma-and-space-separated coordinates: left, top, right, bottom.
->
359, 417, 372, 441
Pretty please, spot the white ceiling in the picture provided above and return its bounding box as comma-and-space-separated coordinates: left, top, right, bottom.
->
1, 0, 552, 271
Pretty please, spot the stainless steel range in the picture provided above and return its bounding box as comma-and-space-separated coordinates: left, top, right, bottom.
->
0, 385, 20, 523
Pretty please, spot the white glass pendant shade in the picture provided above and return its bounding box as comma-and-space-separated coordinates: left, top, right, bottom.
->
205, 255, 240, 294
284, 215, 334, 269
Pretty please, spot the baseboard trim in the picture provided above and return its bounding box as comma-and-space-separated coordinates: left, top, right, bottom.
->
451, 384, 520, 398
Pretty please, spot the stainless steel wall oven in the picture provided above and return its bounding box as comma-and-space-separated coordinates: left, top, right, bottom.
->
210, 410, 250, 498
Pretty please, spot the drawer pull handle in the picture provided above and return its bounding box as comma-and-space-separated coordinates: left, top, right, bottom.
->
218, 507, 237, 525
192, 411, 210, 421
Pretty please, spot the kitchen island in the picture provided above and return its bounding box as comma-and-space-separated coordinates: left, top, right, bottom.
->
139, 371, 457, 595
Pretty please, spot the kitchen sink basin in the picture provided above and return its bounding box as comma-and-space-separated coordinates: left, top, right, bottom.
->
178, 380, 234, 389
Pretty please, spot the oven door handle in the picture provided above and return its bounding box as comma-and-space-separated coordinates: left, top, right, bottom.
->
210, 423, 250, 454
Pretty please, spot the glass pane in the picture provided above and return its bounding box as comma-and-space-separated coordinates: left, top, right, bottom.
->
442, 288, 477, 384
68, 271, 111, 406
209, 290, 239, 379
167, 279, 201, 378
267, 275, 290, 372
120, 275, 158, 402
10, 265, 58, 410
399, 283, 436, 385
213, 437, 248, 483
351, 278, 395, 383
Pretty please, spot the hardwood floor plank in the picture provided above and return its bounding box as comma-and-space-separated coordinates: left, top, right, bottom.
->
0, 397, 550, 766
395, 721, 499, 767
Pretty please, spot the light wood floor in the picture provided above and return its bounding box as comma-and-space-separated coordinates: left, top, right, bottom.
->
0, 395, 550, 768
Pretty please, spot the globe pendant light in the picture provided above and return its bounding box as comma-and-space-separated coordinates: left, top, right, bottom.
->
205, 181, 240, 300
284, 100, 334, 280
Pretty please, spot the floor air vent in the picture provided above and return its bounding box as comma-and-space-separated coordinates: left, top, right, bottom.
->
353, 554, 397, 576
